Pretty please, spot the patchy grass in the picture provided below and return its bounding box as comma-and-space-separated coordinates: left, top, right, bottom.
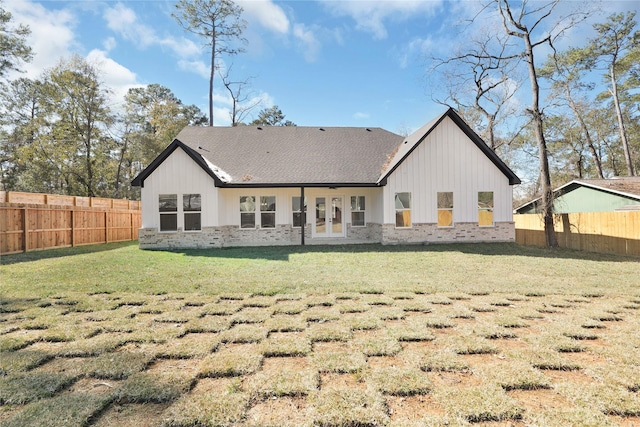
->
308, 388, 389, 427
367, 366, 433, 396
113, 371, 196, 404
0, 394, 111, 427
0, 372, 77, 404
436, 384, 524, 423
198, 344, 263, 378
0, 242, 639, 426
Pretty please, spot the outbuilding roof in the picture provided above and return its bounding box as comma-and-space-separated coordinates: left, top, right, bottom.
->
132, 108, 520, 188
514, 177, 640, 213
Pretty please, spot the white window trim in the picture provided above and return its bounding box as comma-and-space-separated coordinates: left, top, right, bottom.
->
159, 194, 178, 233
478, 191, 495, 228
437, 192, 454, 228
395, 192, 412, 229
292, 196, 306, 228
260, 195, 276, 229
350, 195, 366, 228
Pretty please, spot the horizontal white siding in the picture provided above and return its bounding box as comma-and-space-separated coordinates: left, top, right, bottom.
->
140, 148, 219, 229
383, 116, 513, 224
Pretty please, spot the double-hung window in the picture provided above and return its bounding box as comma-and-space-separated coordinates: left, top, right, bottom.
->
260, 196, 276, 228
159, 194, 178, 232
351, 196, 365, 227
183, 194, 201, 231
292, 196, 307, 227
437, 192, 454, 227
395, 192, 411, 228
478, 191, 494, 227
240, 196, 256, 228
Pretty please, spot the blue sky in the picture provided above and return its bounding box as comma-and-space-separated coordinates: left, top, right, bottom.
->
4, 0, 639, 135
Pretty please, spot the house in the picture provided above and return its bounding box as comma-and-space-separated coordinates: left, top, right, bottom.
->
515, 178, 640, 214
131, 108, 520, 249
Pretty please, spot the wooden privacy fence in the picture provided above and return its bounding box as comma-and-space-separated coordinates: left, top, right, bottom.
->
515, 211, 640, 257
0, 191, 141, 255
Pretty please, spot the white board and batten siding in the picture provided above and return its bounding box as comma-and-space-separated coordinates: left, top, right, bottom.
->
140, 148, 219, 229
383, 116, 513, 224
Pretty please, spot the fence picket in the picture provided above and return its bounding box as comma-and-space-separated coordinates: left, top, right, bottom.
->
1, 191, 141, 255
515, 212, 640, 257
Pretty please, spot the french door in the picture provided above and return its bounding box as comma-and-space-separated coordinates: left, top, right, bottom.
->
314, 196, 344, 237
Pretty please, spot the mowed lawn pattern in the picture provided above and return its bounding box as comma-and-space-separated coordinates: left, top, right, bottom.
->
1, 289, 640, 426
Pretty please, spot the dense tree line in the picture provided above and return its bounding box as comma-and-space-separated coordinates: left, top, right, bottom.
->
0, 55, 208, 199
1, 0, 638, 235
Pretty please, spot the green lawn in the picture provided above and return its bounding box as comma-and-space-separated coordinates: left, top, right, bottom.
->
1, 241, 638, 297
1, 242, 639, 426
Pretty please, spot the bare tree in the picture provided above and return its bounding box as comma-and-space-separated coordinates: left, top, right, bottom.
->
539, 48, 605, 178
432, 31, 521, 151
491, 0, 589, 247
218, 65, 261, 126
584, 12, 638, 176
173, 0, 246, 126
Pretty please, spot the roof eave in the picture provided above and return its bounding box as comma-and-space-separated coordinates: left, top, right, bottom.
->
131, 139, 225, 188
377, 108, 521, 186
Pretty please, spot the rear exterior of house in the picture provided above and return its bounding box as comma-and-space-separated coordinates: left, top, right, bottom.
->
133, 109, 520, 249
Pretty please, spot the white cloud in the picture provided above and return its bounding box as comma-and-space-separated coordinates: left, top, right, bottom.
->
353, 112, 370, 120
399, 36, 433, 69
103, 37, 117, 52
178, 59, 210, 80
86, 49, 141, 104
103, 3, 200, 59
4, 0, 77, 78
239, 0, 289, 34
320, 0, 443, 39
293, 23, 321, 63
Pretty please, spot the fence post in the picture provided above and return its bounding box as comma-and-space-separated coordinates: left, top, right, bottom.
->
22, 208, 28, 253
70, 210, 75, 247
105, 211, 109, 243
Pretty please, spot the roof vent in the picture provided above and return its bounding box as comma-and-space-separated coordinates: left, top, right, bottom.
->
366, 128, 372, 132
403, 140, 408, 144
257, 126, 262, 130
319, 128, 325, 131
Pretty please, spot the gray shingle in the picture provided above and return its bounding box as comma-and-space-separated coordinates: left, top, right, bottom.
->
175, 126, 403, 185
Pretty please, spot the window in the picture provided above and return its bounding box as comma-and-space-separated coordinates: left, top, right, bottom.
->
260, 196, 276, 228
395, 192, 411, 228
183, 194, 201, 231
437, 192, 454, 227
351, 196, 366, 227
240, 196, 256, 228
292, 196, 307, 227
159, 194, 178, 232
478, 191, 494, 226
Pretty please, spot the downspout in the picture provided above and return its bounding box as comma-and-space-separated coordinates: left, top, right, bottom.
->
301, 186, 305, 246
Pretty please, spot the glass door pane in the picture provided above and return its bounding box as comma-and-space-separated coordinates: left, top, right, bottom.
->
315, 197, 326, 235
331, 197, 342, 235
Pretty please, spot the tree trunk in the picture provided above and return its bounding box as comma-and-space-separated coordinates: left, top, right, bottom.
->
568, 97, 604, 178
524, 34, 558, 247
610, 65, 635, 176
209, 28, 216, 127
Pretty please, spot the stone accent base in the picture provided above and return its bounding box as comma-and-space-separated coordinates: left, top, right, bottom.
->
381, 222, 515, 245
138, 222, 514, 249
139, 225, 310, 250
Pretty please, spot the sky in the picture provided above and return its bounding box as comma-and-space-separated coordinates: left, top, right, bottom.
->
3, 0, 640, 135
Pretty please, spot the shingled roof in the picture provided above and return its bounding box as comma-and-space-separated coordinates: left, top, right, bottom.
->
133, 125, 403, 188
132, 108, 520, 188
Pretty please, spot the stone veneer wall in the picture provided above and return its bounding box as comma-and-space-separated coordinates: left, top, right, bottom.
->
138, 222, 514, 249
381, 222, 515, 245
346, 223, 382, 242
139, 225, 311, 249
